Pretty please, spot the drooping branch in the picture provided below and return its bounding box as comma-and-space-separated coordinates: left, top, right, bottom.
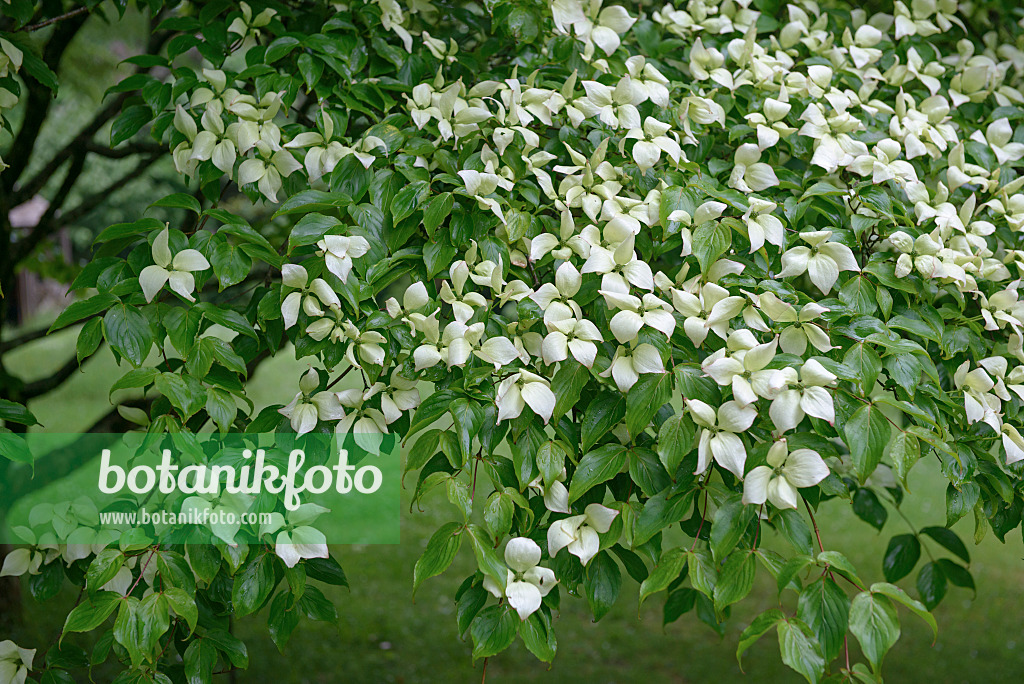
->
21, 347, 96, 400
0, 325, 51, 354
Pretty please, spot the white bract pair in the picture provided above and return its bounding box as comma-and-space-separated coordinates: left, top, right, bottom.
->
742, 439, 830, 509
483, 537, 557, 620
140, 227, 211, 303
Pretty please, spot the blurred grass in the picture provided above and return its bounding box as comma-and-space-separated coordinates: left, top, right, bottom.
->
5, 326, 1024, 683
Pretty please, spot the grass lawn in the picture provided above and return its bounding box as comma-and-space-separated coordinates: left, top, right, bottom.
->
5, 325, 1024, 683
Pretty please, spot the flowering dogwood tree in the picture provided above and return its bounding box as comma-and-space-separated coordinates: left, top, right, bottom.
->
4, 0, 1024, 681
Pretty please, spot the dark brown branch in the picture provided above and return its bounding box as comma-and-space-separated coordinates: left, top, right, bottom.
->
2, 13, 89, 196
14, 153, 161, 263
60, 154, 162, 226
21, 347, 94, 399
21, 7, 90, 32
0, 326, 51, 354
11, 93, 130, 206
10, 18, 172, 206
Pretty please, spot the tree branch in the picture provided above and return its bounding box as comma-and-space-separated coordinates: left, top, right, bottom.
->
2, 13, 89, 196
14, 153, 161, 263
11, 93, 130, 206
21, 346, 96, 400
21, 7, 91, 33
0, 326, 51, 354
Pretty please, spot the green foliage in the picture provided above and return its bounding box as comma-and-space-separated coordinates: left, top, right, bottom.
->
8, 0, 1024, 682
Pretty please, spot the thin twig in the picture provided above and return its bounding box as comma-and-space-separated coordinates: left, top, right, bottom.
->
21, 6, 89, 32
804, 498, 825, 553
127, 546, 159, 595
690, 489, 709, 551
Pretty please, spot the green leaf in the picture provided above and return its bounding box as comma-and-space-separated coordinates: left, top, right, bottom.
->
848, 591, 900, 672
536, 441, 567, 488
843, 404, 890, 483
413, 522, 463, 595
449, 398, 484, 467
773, 509, 814, 556
149, 193, 201, 215
692, 221, 731, 273
110, 104, 152, 146
196, 302, 258, 339
468, 524, 510, 591
919, 526, 969, 564
86, 549, 125, 592
211, 240, 252, 289
184, 639, 218, 683
915, 561, 947, 610
519, 612, 556, 662
63, 592, 121, 635
584, 552, 621, 621
109, 367, 158, 396
843, 343, 881, 395
713, 552, 756, 613
407, 390, 456, 439
639, 547, 687, 608
76, 317, 104, 364
634, 489, 693, 547
0, 399, 39, 426
627, 446, 671, 498
882, 534, 921, 582
391, 180, 429, 224
656, 413, 694, 476
204, 628, 248, 668
470, 606, 519, 659
581, 392, 625, 452
778, 618, 826, 684
232, 553, 275, 617
288, 213, 342, 251
304, 556, 349, 587
889, 431, 921, 487
710, 497, 755, 561
736, 609, 784, 668
49, 293, 119, 332
796, 577, 849, 663
550, 360, 590, 422
852, 488, 888, 530
483, 491, 514, 541
625, 372, 672, 437
817, 551, 864, 588
165, 587, 198, 635
273, 190, 350, 217
103, 304, 153, 367
946, 482, 980, 527
423, 192, 454, 237
870, 582, 937, 639
205, 388, 237, 432
568, 445, 627, 503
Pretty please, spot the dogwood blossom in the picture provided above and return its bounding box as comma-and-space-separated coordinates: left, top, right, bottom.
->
548, 503, 618, 566
778, 230, 860, 294
743, 439, 830, 509
688, 399, 757, 478
139, 226, 211, 303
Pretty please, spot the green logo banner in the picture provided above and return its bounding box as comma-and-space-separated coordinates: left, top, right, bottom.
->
2, 432, 401, 550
